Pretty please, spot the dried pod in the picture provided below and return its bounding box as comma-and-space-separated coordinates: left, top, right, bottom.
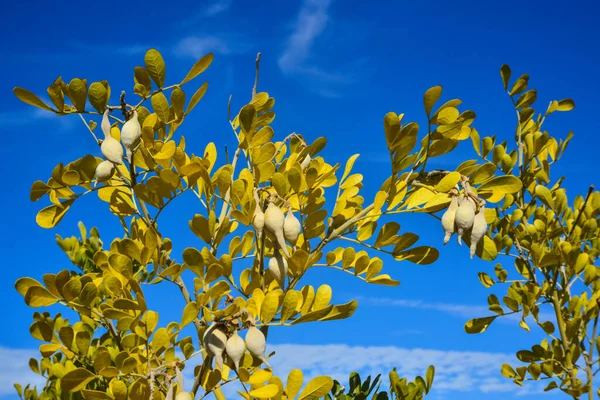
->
300, 153, 311, 170
267, 253, 288, 288
121, 109, 141, 163
245, 326, 271, 368
225, 330, 245, 370
175, 392, 193, 400
264, 201, 290, 257
455, 194, 476, 245
283, 210, 301, 246
470, 205, 488, 259
441, 193, 458, 244
100, 109, 123, 165
204, 324, 227, 369
252, 189, 265, 239
94, 160, 115, 183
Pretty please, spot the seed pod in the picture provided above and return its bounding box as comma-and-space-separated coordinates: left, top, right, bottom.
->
283, 210, 301, 246
204, 324, 227, 369
252, 189, 265, 239
455, 194, 475, 245
300, 154, 311, 171
268, 253, 288, 288
100, 109, 123, 165
441, 194, 458, 245
121, 109, 141, 163
264, 202, 290, 257
225, 330, 245, 370
175, 392, 193, 400
245, 326, 271, 368
470, 205, 488, 259
94, 160, 115, 183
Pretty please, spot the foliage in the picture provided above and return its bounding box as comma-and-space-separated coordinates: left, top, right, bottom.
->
11, 44, 597, 400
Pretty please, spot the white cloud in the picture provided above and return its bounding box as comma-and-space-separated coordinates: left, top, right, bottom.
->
5, 344, 555, 398
278, 0, 332, 74
357, 297, 556, 325
174, 36, 232, 58
0, 347, 45, 396
204, 0, 233, 17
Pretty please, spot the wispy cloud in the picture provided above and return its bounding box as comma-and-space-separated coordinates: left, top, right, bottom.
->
358, 297, 556, 325
278, 0, 366, 97
175, 36, 232, 58
0, 347, 45, 396
204, 0, 233, 17
278, 0, 332, 75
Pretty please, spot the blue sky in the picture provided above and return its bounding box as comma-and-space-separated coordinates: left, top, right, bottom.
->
2, 0, 600, 398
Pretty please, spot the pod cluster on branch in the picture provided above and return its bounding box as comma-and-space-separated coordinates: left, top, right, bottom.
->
202, 324, 270, 371
440, 186, 488, 258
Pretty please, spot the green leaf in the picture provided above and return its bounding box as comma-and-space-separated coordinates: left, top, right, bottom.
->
88, 82, 108, 113
13, 87, 54, 111
24, 286, 57, 307
144, 48, 166, 88
464, 316, 496, 334
61, 368, 96, 392
181, 53, 214, 85
424, 86, 442, 118
299, 376, 334, 400
68, 78, 88, 112
151, 92, 170, 123
186, 82, 208, 115
500, 64, 511, 91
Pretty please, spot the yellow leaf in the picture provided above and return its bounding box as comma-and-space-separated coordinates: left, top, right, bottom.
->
260, 291, 280, 324
13, 87, 54, 111
181, 53, 214, 85
181, 302, 199, 328
434, 171, 461, 193
186, 82, 208, 115
341, 154, 360, 184
424, 85, 442, 118
312, 285, 332, 311
61, 368, 96, 392
249, 384, 280, 399
248, 369, 273, 385
15, 277, 43, 296
251, 126, 274, 147
155, 141, 177, 160
366, 274, 400, 286
36, 200, 73, 228
281, 291, 301, 322
144, 48, 166, 88
479, 176, 522, 194
395, 246, 439, 265
298, 376, 334, 400
286, 369, 304, 399
151, 92, 170, 123
436, 107, 459, 125
535, 185, 553, 208
25, 286, 58, 307
405, 187, 435, 209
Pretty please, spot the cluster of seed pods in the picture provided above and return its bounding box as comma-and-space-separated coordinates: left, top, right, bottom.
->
203, 324, 270, 371
441, 187, 488, 258
251, 191, 301, 288
94, 108, 141, 183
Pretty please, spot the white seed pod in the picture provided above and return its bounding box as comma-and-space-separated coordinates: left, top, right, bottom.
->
121, 109, 141, 163
300, 154, 311, 171
245, 327, 271, 368
95, 160, 115, 183
100, 109, 124, 164
175, 392, 193, 400
267, 253, 288, 288
441, 194, 458, 245
470, 205, 488, 259
204, 324, 227, 369
283, 210, 301, 246
225, 330, 245, 370
455, 195, 476, 245
264, 202, 290, 257
252, 189, 265, 239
